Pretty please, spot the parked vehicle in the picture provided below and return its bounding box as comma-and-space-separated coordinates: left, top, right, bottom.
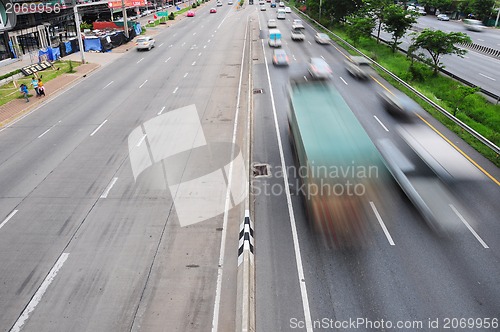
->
437, 14, 450, 21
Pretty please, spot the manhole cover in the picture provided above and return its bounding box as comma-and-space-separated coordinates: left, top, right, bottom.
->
253, 163, 270, 177
253, 88, 264, 94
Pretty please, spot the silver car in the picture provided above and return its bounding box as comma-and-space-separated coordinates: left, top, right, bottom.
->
136, 36, 155, 51
308, 57, 332, 79
315, 32, 330, 45
272, 49, 289, 66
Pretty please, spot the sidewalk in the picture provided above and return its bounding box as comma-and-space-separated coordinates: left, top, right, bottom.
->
0, 2, 208, 128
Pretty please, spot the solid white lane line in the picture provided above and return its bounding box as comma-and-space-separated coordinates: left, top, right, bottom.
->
139, 80, 148, 88
165, 57, 171, 63
192, 61, 196, 66
370, 201, 395, 245
211, 17, 248, 332
450, 204, 489, 248
157, 106, 166, 115
136, 134, 147, 147
479, 73, 496, 81
100, 177, 118, 198
10, 253, 70, 332
0, 210, 18, 231
173, 87, 178, 94
261, 22, 314, 332
90, 119, 107, 136
339, 77, 348, 85
103, 81, 114, 89
137, 58, 144, 64
374, 115, 389, 132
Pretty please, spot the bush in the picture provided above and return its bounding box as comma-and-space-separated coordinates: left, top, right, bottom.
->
0, 69, 21, 81
168, 12, 175, 20
192, 2, 197, 7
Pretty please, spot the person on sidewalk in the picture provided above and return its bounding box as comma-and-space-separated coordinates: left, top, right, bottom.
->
30, 77, 39, 97
37, 78, 45, 97
20, 84, 29, 102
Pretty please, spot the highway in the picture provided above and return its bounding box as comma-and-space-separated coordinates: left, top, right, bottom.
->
253, 5, 500, 332
0, 2, 499, 332
377, 16, 500, 97
0, 2, 251, 331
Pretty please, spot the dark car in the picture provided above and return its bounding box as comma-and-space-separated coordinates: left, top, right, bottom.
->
378, 90, 418, 117
270, 2, 276, 7
272, 49, 289, 66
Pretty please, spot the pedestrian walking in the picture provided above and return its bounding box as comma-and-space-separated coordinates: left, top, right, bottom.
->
20, 84, 29, 102
30, 76, 39, 97
37, 78, 45, 97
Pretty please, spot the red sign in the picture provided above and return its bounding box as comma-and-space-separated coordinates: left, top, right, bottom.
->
108, 0, 146, 8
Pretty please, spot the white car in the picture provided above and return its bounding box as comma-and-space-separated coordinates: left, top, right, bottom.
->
308, 57, 332, 80
315, 32, 330, 44
437, 14, 450, 21
136, 36, 155, 51
260, 4, 266, 10
279, 1, 284, 7
284, 6, 291, 13
217, 0, 222, 5
267, 19, 277, 28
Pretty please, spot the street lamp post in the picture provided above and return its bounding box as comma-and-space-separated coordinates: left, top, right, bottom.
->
319, 0, 322, 22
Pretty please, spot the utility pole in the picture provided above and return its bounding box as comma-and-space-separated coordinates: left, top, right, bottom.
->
319, 0, 322, 22
122, 0, 129, 38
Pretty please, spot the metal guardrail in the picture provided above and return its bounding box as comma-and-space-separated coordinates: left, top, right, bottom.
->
293, 8, 500, 156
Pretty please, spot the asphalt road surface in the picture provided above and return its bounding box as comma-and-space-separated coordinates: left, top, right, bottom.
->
253, 6, 500, 332
0, 2, 251, 331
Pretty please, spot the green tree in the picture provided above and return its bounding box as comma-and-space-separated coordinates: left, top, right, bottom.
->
363, 0, 393, 44
345, 15, 375, 44
410, 29, 472, 75
382, 5, 417, 53
450, 86, 480, 116
472, 0, 495, 21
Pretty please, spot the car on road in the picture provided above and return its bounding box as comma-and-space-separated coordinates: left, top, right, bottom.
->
186, 10, 195, 17
270, 2, 276, 7
344, 56, 373, 79
228, 0, 233, 4
285, 6, 291, 13
210, 7, 217, 13
136, 36, 155, 51
292, 19, 304, 29
267, 19, 277, 28
272, 49, 289, 66
308, 57, 332, 80
291, 28, 305, 41
378, 89, 418, 117
279, 1, 284, 7
260, 4, 266, 10
463, 19, 485, 32
437, 14, 449, 21
217, 0, 222, 6
315, 32, 330, 44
